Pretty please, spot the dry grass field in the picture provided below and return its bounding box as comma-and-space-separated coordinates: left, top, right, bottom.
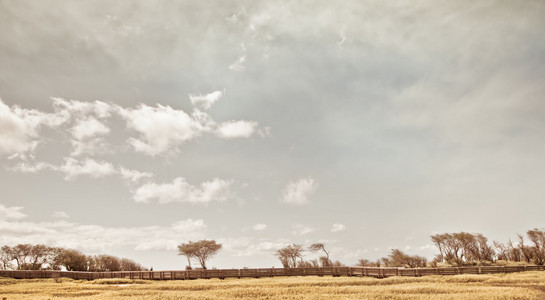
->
1, 271, 545, 299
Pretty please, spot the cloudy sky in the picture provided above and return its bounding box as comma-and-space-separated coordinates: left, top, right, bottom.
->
1, 1, 544, 270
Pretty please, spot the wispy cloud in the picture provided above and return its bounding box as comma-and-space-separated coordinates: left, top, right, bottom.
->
331, 223, 346, 232
292, 224, 314, 236
229, 55, 246, 71
222, 237, 289, 257
52, 211, 70, 219
0, 204, 27, 220
119, 167, 153, 183
133, 177, 234, 204
280, 177, 317, 205
189, 90, 223, 110
252, 223, 267, 231
59, 157, 116, 180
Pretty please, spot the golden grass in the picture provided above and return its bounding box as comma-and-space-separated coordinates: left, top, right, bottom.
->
0, 271, 544, 299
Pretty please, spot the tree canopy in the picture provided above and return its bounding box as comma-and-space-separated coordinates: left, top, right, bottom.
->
177, 240, 222, 269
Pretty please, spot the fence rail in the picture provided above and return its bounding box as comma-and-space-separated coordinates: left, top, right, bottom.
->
1, 265, 544, 281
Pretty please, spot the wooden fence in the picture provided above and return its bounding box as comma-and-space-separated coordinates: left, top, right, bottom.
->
1, 265, 544, 281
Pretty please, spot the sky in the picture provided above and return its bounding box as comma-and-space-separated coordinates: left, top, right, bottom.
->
1, 0, 545, 270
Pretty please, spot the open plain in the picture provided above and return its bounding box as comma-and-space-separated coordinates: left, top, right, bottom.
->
1, 271, 545, 299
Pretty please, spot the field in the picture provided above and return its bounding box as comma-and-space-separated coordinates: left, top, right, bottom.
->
1, 271, 545, 299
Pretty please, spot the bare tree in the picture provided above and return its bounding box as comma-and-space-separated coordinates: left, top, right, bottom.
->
0, 246, 13, 270
276, 244, 304, 268
527, 228, 545, 265
431, 232, 494, 265
357, 259, 372, 267
517, 234, 533, 263
309, 243, 331, 267
177, 240, 222, 269
28, 244, 55, 270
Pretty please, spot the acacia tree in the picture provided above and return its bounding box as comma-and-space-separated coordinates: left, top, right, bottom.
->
309, 243, 331, 267
275, 244, 304, 268
177, 240, 222, 269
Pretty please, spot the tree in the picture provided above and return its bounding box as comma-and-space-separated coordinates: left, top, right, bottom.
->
91, 254, 121, 271
357, 259, 372, 267
55, 249, 89, 271
28, 244, 55, 270
177, 240, 222, 269
0, 246, 14, 270
275, 244, 304, 268
431, 232, 494, 265
381, 249, 427, 268
119, 258, 145, 271
527, 228, 545, 265
10, 244, 32, 269
309, 243, 331, 267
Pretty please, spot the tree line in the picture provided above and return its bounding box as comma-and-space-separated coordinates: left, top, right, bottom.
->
3, 228, 543, 272
356, 227, 545, 268
0, 244, 145, 271
430, 228, 545, 266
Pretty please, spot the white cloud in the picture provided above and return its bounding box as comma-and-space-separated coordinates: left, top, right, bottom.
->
52, 211, 70, 219
189, 90, 223, 110
70, 118, 110, 140
171, 219, 206, 232
52, 98, 112, 119
222, 237, 288, 257
0, 99, 67, 157
3, 98, 263, 158
59, 157, 116, 180
10, 161, 53, 173
0, 204, 27, 220
10, 159, 152, 185
252, 223, 267, 231
217, 120, 258, 139
117, 104, 215, 156
133, 177, 233, 204
0, 217, 206, 252
70, 117, 111, 156
331, 223, 346, 232
280, 177, 317, 205
119, 167, 153, 183
292, 224, 314, 236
